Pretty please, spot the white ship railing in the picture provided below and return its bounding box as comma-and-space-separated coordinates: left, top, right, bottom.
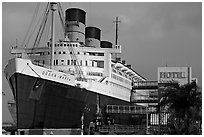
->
106, 105, 168, 114
133, 81, 158, 88
98, 125, 146, 134
106, 105, 154, 114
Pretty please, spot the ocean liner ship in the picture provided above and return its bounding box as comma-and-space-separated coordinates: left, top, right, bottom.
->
4, 2, 146, 131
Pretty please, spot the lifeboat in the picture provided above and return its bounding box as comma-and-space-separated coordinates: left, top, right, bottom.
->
121, 67, 128, 72
115, 63, 123, 69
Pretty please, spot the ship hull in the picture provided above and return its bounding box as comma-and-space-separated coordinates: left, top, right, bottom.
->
4, 58, 143, 130
8, 72, 136, 129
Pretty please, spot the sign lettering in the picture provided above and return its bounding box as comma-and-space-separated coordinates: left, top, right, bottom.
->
160, 72, 186, 79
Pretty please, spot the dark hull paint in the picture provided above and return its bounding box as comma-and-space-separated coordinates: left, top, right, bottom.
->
9, 73, 142, 129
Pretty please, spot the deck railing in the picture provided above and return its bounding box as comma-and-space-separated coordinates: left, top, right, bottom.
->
133, 81, 158, 88
98, 125, 146, 134
105, 105, 157, 114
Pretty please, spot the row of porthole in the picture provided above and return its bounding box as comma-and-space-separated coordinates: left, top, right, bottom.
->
87, 71, 103, 77
39, 51, 96, 56
48, 43, 79, 47
34, 59, 99, 68
54, 59, 96, 67
39, 51, 79, 55
55, 43, 78, 47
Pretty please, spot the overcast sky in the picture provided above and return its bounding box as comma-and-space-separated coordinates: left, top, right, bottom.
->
2, 2, 202, 101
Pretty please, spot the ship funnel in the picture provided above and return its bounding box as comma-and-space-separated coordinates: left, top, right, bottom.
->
85, 27, 101, 47
65, 8, 86, 44
100, 41, 112, 48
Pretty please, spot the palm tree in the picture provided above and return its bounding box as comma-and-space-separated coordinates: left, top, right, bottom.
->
158, 81, 202, 135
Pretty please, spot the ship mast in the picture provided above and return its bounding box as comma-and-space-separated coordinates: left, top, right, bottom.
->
113, 16, 121, 45
50, 2, 57, 69
113, 17, 121, 60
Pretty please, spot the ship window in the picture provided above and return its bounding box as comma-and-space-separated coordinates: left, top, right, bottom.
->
77, 52, 80, 54
48, 52, 50, 55
59, 51, 61, 54
67, 60, 70, 65
60, 44, 63, 47
61, 60, 64, 62
98, 53, 104, 56
92, 61, 94, 67
63, 51, 66, 54
74, 60, 76, 65
70, 52, 72, 54
67, 44, 70, 46
54, 52, 56, 54
86, 61, 88, 66
56, 60, 58, 65
80, 60, 82, 66
64, 44, 66, 47
71, 60, 73, 65
97, 61, 104, 68
58, 44, 60, 47
90, 52, 95, 56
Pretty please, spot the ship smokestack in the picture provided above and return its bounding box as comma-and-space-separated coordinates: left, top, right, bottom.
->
100, 41, 112, 48
85, 27, 101, 47
65, 8, 86, 44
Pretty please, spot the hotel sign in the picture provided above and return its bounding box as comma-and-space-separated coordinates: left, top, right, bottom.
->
158, 67, 191, 85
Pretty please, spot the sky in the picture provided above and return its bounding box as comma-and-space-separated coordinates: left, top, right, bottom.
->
2, 2, 202, 100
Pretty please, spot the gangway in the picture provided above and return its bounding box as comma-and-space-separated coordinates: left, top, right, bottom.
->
130, 95, 158, 103
132, 81, 158, 89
